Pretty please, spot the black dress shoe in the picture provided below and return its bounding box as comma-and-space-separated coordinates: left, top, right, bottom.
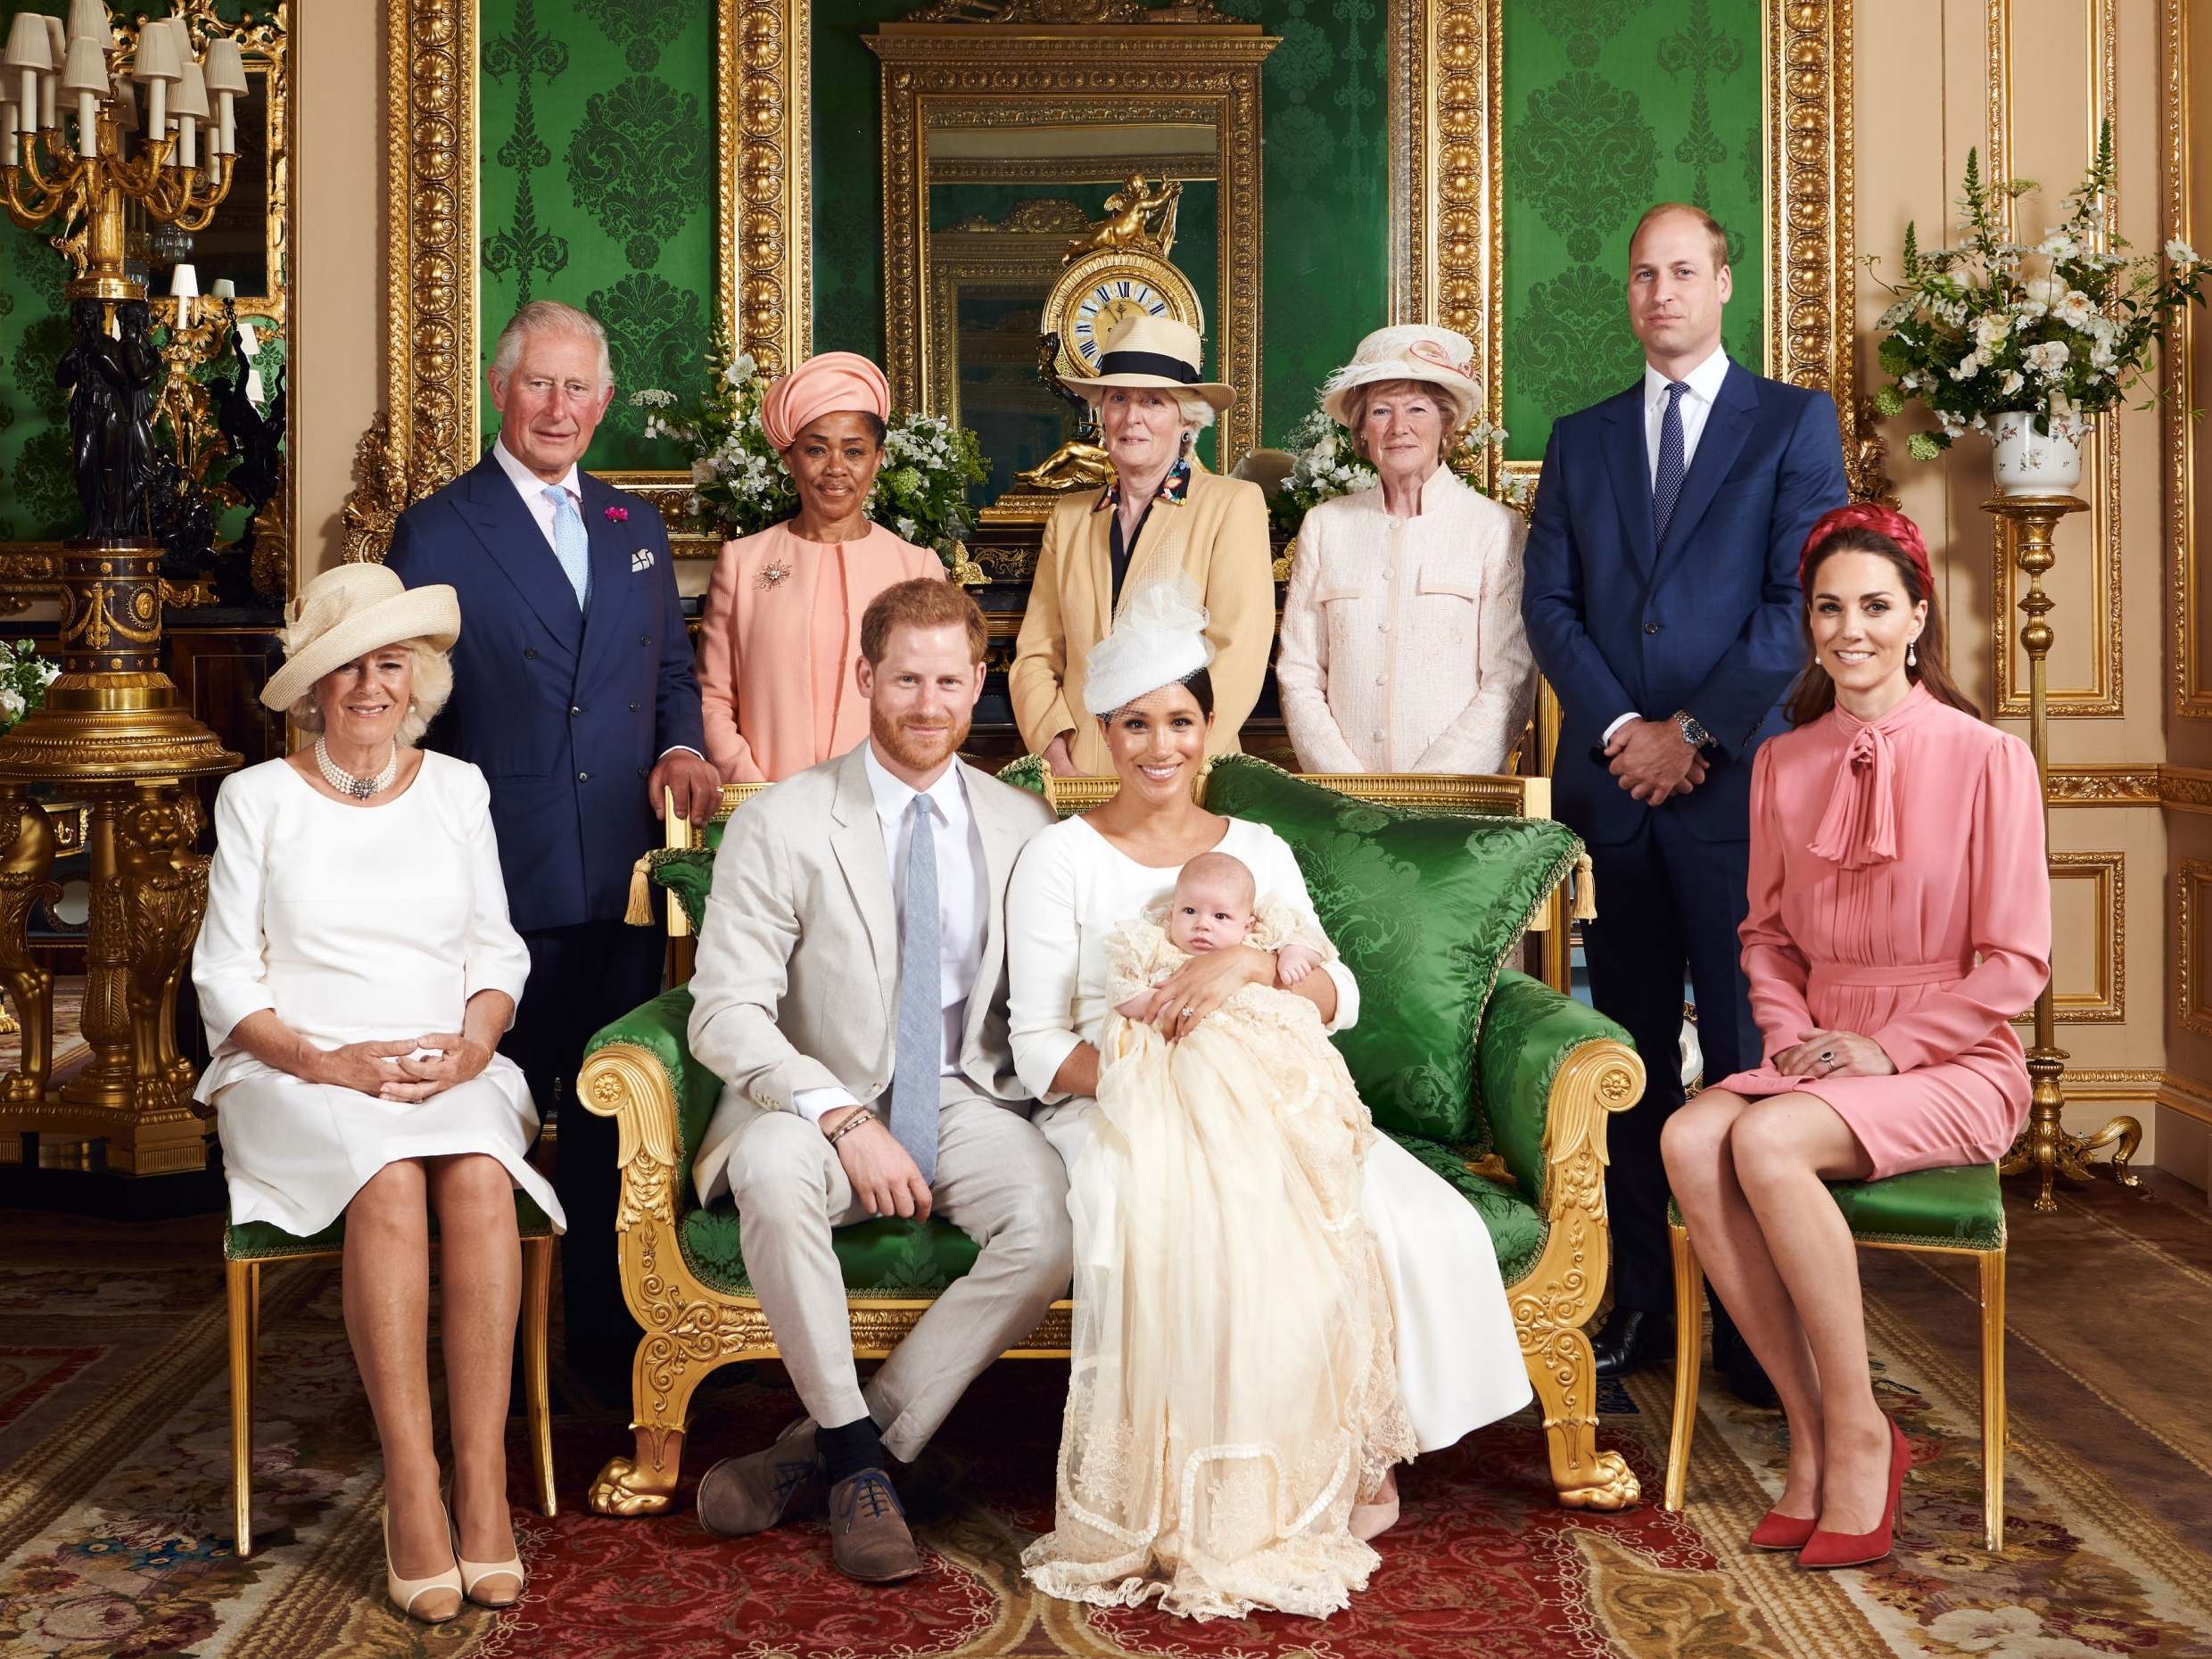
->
1712, 1325, 1780, 1409
1590, 1308, 1675, 1378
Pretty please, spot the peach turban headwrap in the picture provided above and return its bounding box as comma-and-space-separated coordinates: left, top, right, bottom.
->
759, 351, 891, 453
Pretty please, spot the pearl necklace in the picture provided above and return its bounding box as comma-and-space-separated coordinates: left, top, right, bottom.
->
315, 737, 399, 799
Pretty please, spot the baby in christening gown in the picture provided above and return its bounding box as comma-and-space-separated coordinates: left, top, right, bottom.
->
1022, 852, 1415, 1622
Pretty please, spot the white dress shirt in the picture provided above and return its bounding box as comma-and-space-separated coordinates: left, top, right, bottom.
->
490, 433, 582, 550
1604, 344, 1733, 744
791, 743, 989, 1127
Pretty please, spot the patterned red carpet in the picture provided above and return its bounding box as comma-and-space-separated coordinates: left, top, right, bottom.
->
4, 1173, 2212, 1657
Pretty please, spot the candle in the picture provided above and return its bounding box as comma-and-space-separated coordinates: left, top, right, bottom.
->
177, 111, 194, 169
74, 88, 93, 155
217, 91, 232, 155
147, 76, 164, 140
3, 102, 16, 169
39, 67, 56, 132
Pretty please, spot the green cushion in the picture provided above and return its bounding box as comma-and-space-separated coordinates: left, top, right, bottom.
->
225, 1189, 556, 1261
1476, 970, 1636, 1206
1828, 1163, 2005, 1250
649, 847, 717, 933
681, 1208, 982, 1295
1200, 756, 1582, 1146
1670, 1163, 2005, 1252
1392, 1134, 1548, 1282
995, 753, 1050, 796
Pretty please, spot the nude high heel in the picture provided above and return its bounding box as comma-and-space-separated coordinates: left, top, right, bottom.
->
383, 1504, 463, 1622
1349, 1470, 1401, 1541
450, 1508, 526, 1608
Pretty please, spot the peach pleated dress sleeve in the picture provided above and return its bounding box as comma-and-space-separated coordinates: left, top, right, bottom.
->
1710, 683, 2051, 1177
694, 520, 945, 782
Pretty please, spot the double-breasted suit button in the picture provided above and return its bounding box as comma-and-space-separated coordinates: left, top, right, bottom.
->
570, 705, 583, 717
629, 700, 640, 712
640, 633, 652, 647
524, 647, 539, 659
1643, 621, 1661, 634
577, 771, 590, 782
636, 765, 648, 779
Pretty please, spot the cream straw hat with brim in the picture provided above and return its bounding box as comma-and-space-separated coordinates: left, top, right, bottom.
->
1320, 324, 1485, 431
259, 564, 461, 712
1059, 314, 1234, 410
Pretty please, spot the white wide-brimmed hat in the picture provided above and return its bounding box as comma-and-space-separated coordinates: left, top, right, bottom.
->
1320, 324, 1485, 430
1082, 577, 1215, 716
260, 563, 461, 712
1060, 314, 1234, 411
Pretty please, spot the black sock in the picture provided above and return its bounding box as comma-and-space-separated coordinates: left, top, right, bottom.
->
816, 1416, 886, 1485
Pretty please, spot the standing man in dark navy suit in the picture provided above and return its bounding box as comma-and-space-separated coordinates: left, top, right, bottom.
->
1522, 204, 1849, 1394
387, 300, 722, 1393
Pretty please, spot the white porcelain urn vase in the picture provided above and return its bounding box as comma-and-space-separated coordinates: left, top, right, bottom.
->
1990, 409, 2085, 496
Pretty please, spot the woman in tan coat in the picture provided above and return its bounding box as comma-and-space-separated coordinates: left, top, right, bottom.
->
1275, 326, 1534, 774
1011, 315, 1273, 776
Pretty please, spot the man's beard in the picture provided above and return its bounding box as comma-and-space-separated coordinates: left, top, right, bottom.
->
872, 706, 970, 772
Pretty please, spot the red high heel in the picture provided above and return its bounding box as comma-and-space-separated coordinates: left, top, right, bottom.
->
1798, 1418, 1910, 1569
1746, 1508, 1819, 1551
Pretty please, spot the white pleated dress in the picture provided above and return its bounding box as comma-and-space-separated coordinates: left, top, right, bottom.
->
193, 753, 564, 1236
1006, 813, 1531, 1453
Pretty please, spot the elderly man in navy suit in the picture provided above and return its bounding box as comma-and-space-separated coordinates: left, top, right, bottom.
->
387, 300, 722, 1391
1523, 204, 1849, 1398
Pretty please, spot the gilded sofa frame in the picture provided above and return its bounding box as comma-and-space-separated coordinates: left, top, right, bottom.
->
578, 768, 1644, 1517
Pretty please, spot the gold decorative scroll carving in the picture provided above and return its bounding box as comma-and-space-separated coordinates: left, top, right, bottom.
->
2180, 859, 2212, 1037
2045, 766, 2162, 806
2162, 0, 2212, 719
2040, 851, 2125, 1024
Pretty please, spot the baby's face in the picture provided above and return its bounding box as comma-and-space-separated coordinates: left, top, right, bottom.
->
1167, 872, 1254, 953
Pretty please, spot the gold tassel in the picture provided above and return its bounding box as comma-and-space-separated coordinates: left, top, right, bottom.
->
1571, 851, 1597, 922
623, 854, 657, 927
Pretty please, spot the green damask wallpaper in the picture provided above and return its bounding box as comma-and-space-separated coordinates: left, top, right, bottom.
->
1499, 0, 1765, 461
477, 0, 716, 473
811, 0, 1388, 450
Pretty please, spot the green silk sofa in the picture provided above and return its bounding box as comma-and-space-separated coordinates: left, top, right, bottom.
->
577, 763, 1647, 1516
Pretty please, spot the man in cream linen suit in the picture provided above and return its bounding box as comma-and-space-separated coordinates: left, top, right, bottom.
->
686, 579, 1063, 1584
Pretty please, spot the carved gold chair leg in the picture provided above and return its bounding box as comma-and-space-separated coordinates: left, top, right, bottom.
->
520, 1234, 557, 1518
1980, 1248, 2007, 1552
226, 1257, 257, 1556
1523, 1314, 1639, 1510
1663, 1221, 1703, 1513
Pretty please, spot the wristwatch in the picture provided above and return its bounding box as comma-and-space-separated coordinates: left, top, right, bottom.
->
1673, 710, 1714, 750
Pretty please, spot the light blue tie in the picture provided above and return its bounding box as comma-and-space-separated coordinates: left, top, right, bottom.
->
542, 485, 592, 609
887, 796, 941, 1185
1652, 380, 1690, 547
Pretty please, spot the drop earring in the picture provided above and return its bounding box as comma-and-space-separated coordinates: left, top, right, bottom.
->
1907, 638, 1919, 668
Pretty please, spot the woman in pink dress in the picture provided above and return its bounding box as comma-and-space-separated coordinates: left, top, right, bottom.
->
1661, 503, 2049, 1570
695, 351, 945, 781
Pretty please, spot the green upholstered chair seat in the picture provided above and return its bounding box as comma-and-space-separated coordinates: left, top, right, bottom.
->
1829, 1163, 2005, 1250
1668, 1162, 2004, 1252
1393, 1135, 1548, 1283
225, 1189, 557, 1261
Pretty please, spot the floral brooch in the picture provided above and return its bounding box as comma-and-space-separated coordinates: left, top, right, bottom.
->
756, 557, 793, 591
604, 504, 630, 524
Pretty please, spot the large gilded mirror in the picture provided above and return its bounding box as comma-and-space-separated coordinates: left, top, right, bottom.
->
870, 6, 1274, 502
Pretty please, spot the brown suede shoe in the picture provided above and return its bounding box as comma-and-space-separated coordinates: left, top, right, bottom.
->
827, 1468, 923, 1582
696, 1418, 824, 1538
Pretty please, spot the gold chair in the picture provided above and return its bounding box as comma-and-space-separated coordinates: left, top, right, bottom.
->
1662, 1164, 2010, 1550
222, 1198, 559, 1556
582, 767, 1638, 1517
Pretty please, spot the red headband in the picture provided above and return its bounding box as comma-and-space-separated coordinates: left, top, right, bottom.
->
1797, 503, 1934, 594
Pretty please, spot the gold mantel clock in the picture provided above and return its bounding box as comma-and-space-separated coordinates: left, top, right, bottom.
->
1044, 248, 1205, 380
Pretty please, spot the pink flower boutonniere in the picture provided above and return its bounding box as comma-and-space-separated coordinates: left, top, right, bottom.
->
604, 504, 630, 524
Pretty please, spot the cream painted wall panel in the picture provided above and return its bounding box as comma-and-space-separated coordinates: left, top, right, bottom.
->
291, 0, 384, 586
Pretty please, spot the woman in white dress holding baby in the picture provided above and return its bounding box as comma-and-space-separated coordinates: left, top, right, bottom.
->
1006, 583, 1530, 1621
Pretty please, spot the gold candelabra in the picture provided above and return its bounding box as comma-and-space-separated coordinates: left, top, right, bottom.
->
1985, 494, 2141, 1211
0, 2, 251, 1176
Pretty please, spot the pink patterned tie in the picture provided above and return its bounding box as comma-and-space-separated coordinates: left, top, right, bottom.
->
1808, 722, 1900, 869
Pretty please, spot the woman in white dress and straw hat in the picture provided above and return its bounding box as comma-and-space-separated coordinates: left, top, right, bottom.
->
194, 565, 562, 1624
1275, 325, 1535, 774
1010, 312, 1275, 776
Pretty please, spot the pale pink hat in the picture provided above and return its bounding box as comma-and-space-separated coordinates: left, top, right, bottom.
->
759, 351, 892, 452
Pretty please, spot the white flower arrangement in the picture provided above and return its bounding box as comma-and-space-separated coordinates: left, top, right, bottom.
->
1873, 123, 2212, 459
0, 640, 60, 735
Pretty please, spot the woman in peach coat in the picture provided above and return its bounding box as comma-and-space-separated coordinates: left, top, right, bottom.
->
1661, 505, 2049, 1572
695, 351, 944, 782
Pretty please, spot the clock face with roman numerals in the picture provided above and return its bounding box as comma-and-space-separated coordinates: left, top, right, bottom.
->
1044, 248, 1205, 382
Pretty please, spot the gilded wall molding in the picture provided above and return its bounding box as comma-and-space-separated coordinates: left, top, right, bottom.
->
1986, 0, 2125, 719
2163, 765, 2212, 815
2181, 858, 2212, 1038
722, 0, 811, 380
2046, 766, 2163, 806
2043, 850, 2125, 1024
2163, 0, 2212, 720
